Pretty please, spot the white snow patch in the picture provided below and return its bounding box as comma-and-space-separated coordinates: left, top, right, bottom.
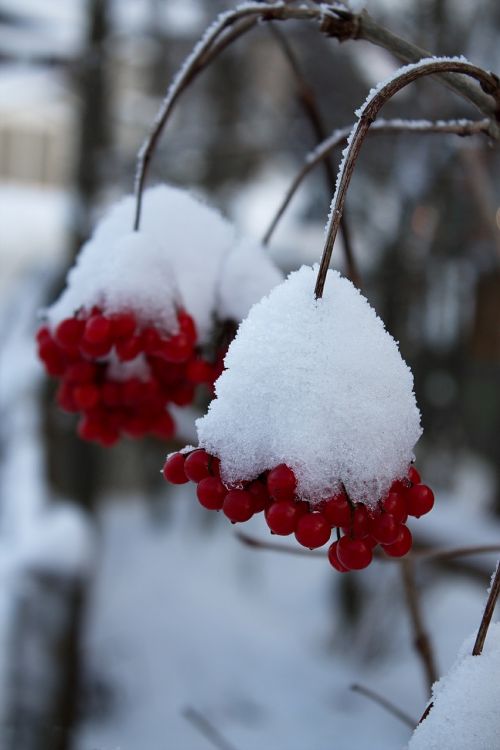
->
408, 619, 500, 750
197, 265, 422, 506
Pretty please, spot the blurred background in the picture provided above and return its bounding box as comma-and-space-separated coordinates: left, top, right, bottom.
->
0, 1, 499, 749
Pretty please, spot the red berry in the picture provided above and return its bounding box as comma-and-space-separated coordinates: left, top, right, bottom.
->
370, 512, 403, 545
79, 337, 112, 358
328, 541, 349, 572
382, 491, 408, 523
223, 490, 254, 523
170, 383, 195, 406
162, 452, 188, 484
295, 513, 331, 549
186, 358, 215, 385
407, 484, 434, 518
391, 478, 410, 493
110, 312, 136, 339
197, 477, 227, 510
56, 382, 78, 412
116, 336, 142, 361
159, 334, 193, 364
142, 327, 163, 354
247, 480, 270, 513
322, 493, 351, 527
178, 310, 197, 344
209, 456, 221, 477
184, 449, 211, 483
84, 315, 112, 344
342, 504, 370, 538
73, 383, 100, 410
36, 326, 51, 344
65, 362, 97, 384
267, 464, 296, 501
382, 525, 413, 557
101, 382, 122, 407
38, 339, 67, 376
152, 412, 175, 439
337, 537, 373, 570
55, 318, 85, 350
408, 466, 421, 485
265, 501, 300, 535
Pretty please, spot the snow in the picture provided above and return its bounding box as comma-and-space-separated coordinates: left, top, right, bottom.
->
46, 184, 282, 342
197, 265, 422, 507
408, 620, 500, 750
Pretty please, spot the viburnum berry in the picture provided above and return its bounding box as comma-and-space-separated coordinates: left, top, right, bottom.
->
267, 464, 296, 501
265, 500, 300, 535
342, 503, 370, 538
162, 452, 188, 484
223, 490, 254, 523
328, 541, 349, 572
382, 525, 413, 557
197, 476, 227, 510
247, 479, 270, 513
109, 311, 137, 339
84, 314, 112, 345
382, 490, 408, 523
408, 466, 421, 485
295, 512, 331, 549
337, 536, 373, 570
184, 449, 211, 483
407, 484, 434, 518
322, 492, 351, 527
370, 512, 403, 545
55, 318, 85, 350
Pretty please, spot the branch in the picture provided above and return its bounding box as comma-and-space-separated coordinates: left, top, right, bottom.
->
263, 117, 489, 245
315, 58, 500, 298
400, 558, 438, 693
472, 560, 500, 656
236, 530, 324, 557
350, 683, 417, 728
183, 707, 239, 750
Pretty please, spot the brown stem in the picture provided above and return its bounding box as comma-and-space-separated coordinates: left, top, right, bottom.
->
314, 59, 500, 299
268, 23, 361, 286
236, 530, 324, 557
472, 560, 500, 656
350, 683, 417, 728
183, 707, 239, 750
400, 558, 438, 693
263, 118, 489, 246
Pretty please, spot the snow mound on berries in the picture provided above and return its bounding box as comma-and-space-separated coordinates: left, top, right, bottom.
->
197, 265, 422, 506
47, 232, 179, 333
67, 184, 281, 341
408, 621, 500, 750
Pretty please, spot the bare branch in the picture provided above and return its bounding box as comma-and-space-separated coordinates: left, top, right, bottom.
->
472, 560, 500, 656
183, 707, 239, 750
350, 683, 417, 728
263, 117, 489, 245
400, 558, 438, 693
315, 59, 500, 298
236, 530, 324, 557
416, 543, 500, 563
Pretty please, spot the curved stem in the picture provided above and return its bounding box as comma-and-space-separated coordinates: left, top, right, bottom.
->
263, 117, 489, 245
472, 560, 500, 656
132, 2, 324, 231
314, 59, 500, 299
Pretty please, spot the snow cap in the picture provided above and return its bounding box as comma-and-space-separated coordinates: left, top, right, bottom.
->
197, 265, 422, 507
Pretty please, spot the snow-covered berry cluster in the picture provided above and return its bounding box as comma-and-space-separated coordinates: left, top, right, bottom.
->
163, 451, 433, 571
37, 307, 223, 445
36, 184, 282, 445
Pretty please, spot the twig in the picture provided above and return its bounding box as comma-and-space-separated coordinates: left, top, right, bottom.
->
400, 558, 438, 693
263, 117, 489, 245
314, 59, 500, 299
268, 23, 361, 286
350, 683, 417, 728
472, 560, 500, 656
416, 543, 500, 563
236, 530, 324, 557
183, 707, 239, 750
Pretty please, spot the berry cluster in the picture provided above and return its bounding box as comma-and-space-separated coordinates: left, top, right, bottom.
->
162, 452, 434, 571
37, 308, 224, 446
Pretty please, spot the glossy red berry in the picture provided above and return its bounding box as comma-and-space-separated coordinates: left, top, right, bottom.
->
267, 464, 296, 501
382, 491, 408, 523
115, 336, 142, 361
322, 493, 351, 527
265, 501, 300, 535
223, 490, 254, 523
162, 452, 189, 484
184, 449, 211, 483
178, 310, 197, 344
370, 512, 403, 545
337, 536, 373, 570
84, 315, 112, 344
247, 480, 270, 513
328, 541, 349, 572
159, 334, 193, 363
295, 513, 331, 549
186, 358, 215, 385
408, 466, 421, 485
55, 318, 85, 350
72, 383, 100, 410
382, 525, 413, 557
196, 477, 227, 510
342, 504, 370, 538
109, 311, 136, 339
152, 412, 175, 439
407, 484, 434, 518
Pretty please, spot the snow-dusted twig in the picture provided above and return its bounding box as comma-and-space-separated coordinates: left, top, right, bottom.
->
183, 706, 239, 750
268, 22, 361, 286
351, 683, 417, 728
472, 561, 500, 656
263, 117, 489, 246
314, 58, 500, 299
400, 558, 438, 692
